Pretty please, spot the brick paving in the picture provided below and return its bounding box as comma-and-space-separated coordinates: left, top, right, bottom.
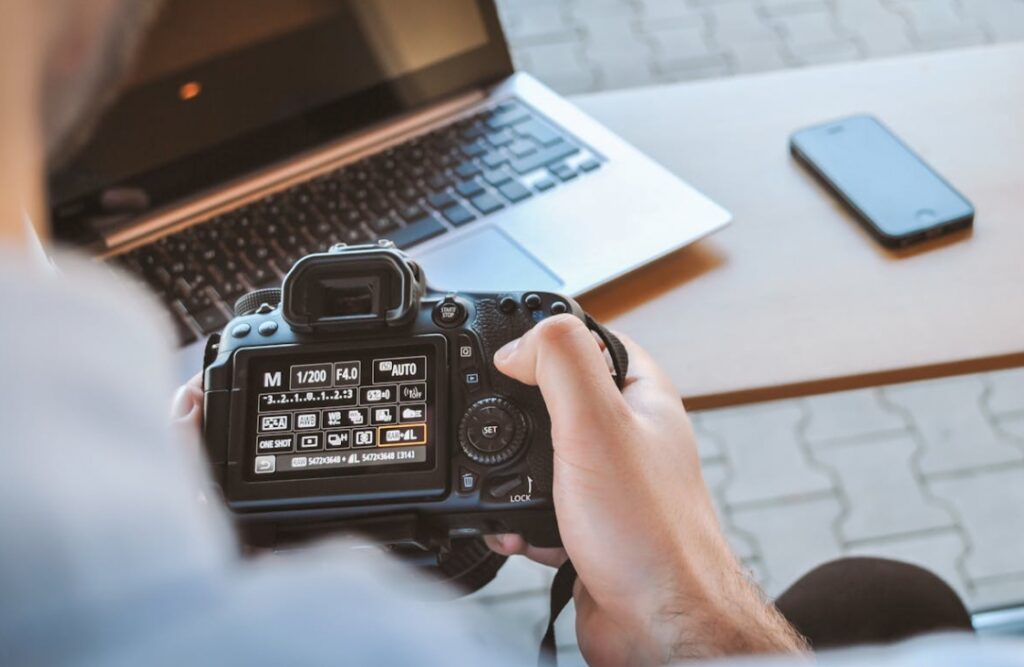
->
498, 0, 1024, 94
450, 1, 1024, 659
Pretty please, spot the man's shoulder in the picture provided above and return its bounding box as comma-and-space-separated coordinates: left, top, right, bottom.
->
0, 247, 173, 352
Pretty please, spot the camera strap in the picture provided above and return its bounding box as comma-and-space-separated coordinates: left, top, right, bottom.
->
538, 559, 578, 666
584, 313, 629, 391
537, 315, 628, 666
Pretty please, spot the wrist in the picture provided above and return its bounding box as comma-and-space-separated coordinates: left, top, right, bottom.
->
659, 568, 808, 660
639, 525, 809, 661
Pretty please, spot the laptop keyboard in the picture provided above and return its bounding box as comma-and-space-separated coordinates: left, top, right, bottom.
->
111, 100, 603, 346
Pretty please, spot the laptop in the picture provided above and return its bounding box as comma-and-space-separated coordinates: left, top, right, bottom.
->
49, 0, 730, 374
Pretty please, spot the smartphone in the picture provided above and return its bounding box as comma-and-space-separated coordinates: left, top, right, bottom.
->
790, 115, 973, 248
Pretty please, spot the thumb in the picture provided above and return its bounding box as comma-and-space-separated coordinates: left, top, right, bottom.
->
493, 315, 630, 451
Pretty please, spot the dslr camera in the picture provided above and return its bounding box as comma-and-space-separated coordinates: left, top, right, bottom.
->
202, 241, 625, 586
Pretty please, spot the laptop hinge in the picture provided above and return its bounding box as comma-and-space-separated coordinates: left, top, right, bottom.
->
100, 87, 491, 255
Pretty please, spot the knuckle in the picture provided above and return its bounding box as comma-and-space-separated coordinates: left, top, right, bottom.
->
535, 314, 588, 349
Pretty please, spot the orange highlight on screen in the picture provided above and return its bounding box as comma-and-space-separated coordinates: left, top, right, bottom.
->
377, 423, 428, 447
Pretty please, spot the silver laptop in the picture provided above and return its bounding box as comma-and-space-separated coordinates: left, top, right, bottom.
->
49, 0, 730, 375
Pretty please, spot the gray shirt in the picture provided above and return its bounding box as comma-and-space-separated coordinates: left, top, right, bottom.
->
0, 249, 1020, 665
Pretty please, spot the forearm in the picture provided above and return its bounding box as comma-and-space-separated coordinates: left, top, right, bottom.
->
653, 549, 810, 661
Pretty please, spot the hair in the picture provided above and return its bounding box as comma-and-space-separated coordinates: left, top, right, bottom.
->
41, 0, 164, 169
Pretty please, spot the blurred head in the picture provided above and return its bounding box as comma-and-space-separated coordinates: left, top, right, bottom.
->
38, 0, 162, 167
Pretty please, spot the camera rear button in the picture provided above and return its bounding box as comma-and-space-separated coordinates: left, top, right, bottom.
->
466, 408, 515, 452
458, 334, 479, 369
258, 321, 278, 336
458, 467, 479, 494
459, 397, 527, 465
433, 295, 467, 327
230, 323, 251, 338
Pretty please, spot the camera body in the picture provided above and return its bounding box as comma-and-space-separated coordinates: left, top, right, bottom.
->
203, 241, 587, 550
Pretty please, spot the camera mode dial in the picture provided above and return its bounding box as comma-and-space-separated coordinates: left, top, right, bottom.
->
458, 397, 527, 466
234, 288, 282, 316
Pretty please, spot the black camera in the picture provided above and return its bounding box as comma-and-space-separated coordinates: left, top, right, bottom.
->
202, 241, 625, 587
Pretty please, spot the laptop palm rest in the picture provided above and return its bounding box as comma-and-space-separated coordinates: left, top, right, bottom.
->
415, 226, 563, 292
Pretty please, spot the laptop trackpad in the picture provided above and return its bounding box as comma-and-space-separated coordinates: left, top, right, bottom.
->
416, 226, 563, 292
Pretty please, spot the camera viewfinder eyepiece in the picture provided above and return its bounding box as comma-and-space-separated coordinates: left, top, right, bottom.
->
281, 240, 426, 332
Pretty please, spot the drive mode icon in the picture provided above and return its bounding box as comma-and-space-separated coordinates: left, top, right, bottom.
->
400, 405, 425, 421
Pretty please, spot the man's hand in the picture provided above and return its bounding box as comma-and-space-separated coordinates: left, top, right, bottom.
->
171, 372, 204, 427
171, 372, 207, 477
487, 315, 807, 666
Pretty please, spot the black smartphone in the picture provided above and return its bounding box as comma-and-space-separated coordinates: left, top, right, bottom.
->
790, 115, 974, 248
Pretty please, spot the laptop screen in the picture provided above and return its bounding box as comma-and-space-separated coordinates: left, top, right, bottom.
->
49, 0, 511, 245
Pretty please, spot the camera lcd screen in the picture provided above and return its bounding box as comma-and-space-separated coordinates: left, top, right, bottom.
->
245, 343, 436, 480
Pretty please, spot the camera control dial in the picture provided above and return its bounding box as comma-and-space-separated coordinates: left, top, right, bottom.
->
458, 397, 527, 465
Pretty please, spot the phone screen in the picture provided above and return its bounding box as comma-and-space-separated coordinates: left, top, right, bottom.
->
791, 115, 973, 245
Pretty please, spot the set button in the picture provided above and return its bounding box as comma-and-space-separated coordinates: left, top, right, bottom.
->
466, 406, 516, 453
458, 397, 528, 465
